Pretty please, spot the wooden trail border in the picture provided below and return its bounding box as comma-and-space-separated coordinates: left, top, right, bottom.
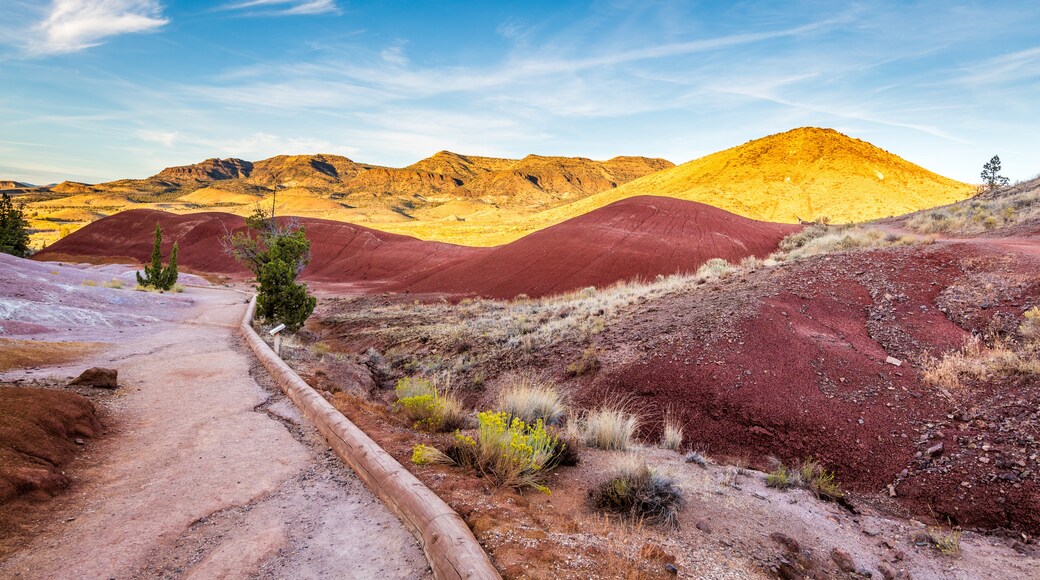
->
239, 296, 500, 580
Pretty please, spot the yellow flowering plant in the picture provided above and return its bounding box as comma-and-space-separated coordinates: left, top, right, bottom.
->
452, 410, 563, 493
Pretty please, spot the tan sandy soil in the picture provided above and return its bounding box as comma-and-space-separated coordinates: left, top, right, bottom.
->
0, 263, 430, 579
0, 339, 104, 371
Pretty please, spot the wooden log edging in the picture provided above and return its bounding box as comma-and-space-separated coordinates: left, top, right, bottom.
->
239, 296, 500, 580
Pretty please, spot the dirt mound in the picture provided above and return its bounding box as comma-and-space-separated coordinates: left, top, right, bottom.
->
0, 387, 101, 503
578, 240, 1040, 533
36, 210, 249, 274
394, 196, 800, 298
26, 149, 673, 249
0, 253, 199, 339
49, 181, 96, 195
34, 209, 480, 287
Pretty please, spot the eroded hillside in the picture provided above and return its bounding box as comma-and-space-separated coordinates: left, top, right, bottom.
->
18, 151, 672, 247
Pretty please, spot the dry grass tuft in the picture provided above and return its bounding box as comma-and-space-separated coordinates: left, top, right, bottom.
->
497, 374, 567, 426
926, 526, 963, 556
766, 458, 844, 501
578, 406, 640, 451
798, 459, 844, 501
1021, 306, 1040, 340
566, 346, 602, 377
694, 257, 736, 282
684, 450, 709, 467
774, 224, 924, 261
923, 335, 1040, 390
411, 444, 455, 466
659, 412, 684, 451
766, 463, 799, 489
907, 188, 1040, 235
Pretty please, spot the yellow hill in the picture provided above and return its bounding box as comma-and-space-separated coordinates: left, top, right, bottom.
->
541, 127, 973, 225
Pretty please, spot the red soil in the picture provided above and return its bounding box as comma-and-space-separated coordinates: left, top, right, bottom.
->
35, 198, 800, 298
0, 387, 101, 503
391, 196, 801, 299
581, 241, 1040, 532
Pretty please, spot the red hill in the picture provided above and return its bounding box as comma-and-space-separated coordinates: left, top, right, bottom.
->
392, 196, 801, 298
35, 198, 800, 297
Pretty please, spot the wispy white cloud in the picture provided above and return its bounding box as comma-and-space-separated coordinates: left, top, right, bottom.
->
711, 83, 967, 143
380, 42, 409, 67
28, 0, 168, 55
955, 46, 1040, 86
220, 0, 340, 16
138, 129, 358, 159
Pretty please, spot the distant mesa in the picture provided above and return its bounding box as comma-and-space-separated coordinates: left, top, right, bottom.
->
35, 196, 799, 299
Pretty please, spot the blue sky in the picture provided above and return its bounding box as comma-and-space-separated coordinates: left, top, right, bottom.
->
0, 1, 1038, 185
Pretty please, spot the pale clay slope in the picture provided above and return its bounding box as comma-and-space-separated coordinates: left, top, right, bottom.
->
0, 258, 429, 579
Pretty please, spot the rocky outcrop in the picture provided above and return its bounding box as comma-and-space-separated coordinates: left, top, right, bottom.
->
156, 158, 254, 182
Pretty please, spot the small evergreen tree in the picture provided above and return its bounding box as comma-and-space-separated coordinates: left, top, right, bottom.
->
980, 155, 1010, 191
160, 242, 179, 289
136, 223, 179, 290
222, 206, 315, 330
256, 250, 316, 331
0, 192, 30, 257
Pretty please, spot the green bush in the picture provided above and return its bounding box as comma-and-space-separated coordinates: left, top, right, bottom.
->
766, 463, 798, 489
394, 377, 468, 432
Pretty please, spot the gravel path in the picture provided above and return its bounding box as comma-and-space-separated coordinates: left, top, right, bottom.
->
0, 278, 430, 579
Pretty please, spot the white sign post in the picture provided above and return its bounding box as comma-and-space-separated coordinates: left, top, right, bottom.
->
269, 323, 286, 356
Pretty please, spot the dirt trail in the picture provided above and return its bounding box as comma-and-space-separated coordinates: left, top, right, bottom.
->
0, 286, 430, 579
